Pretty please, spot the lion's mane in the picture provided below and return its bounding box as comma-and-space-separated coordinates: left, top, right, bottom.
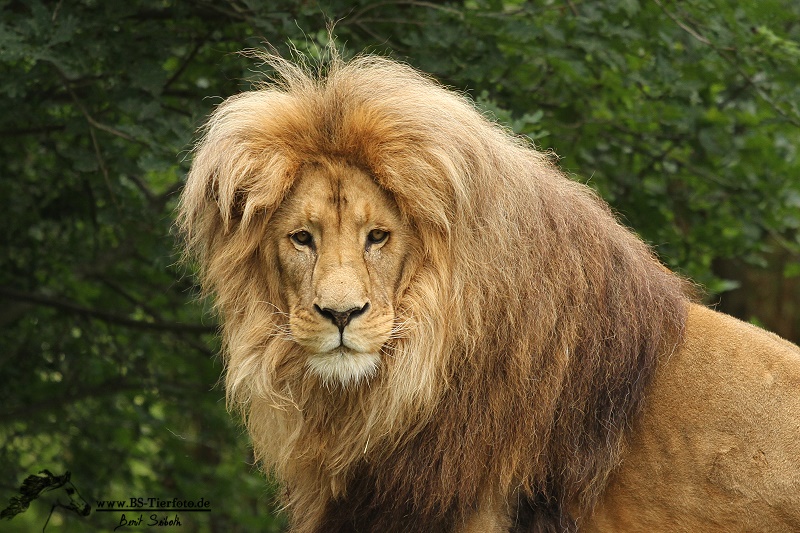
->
178, 52, 690, 532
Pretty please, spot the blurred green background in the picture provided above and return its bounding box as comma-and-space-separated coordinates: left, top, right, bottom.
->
1, 0, 798, 531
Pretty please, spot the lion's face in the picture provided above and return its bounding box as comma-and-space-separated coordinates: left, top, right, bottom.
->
268, 162, 413, 386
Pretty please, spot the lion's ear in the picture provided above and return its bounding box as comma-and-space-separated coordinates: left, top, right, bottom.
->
182, 165, 291, 243
177, 144, 255, 258
203, 174, 246, 228
181, 87, 307, 239
182, 140, 298, 243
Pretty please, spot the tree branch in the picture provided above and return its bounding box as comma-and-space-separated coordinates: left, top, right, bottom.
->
652, 0, 799, 127
0, 287, 217, 334
0, 378, 143, 423
52, 65, 150, 146
0, 125, 65, 137
652, 0, 712, 46
164, 33, 211, 91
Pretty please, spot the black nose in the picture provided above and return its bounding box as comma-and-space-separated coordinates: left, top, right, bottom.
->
315, 303, 370, 332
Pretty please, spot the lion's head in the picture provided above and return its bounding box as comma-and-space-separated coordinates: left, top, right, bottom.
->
178, 50, 690, 532
265, 160, 416, 386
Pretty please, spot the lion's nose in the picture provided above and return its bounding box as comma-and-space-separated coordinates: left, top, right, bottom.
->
314, 303, 370, 333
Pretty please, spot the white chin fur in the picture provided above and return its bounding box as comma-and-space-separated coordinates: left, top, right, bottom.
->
306, 350, 380, 387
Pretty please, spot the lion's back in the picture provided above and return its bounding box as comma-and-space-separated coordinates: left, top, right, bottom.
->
583, 303, 800, 532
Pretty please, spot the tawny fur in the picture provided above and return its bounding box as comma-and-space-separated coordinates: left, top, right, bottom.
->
178, 50, 800, 532
583, 304, 800, 532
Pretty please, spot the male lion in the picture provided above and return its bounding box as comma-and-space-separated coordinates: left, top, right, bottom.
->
178, 51, 800, 532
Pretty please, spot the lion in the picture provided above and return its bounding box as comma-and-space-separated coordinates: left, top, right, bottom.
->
178, 50, 800, 532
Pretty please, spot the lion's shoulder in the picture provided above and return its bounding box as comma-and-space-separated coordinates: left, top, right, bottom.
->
584, 303, 800, 531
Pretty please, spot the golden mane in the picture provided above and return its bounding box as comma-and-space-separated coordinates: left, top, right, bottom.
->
178, 51, 690, 532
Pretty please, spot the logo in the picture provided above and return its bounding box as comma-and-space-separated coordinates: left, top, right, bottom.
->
95, 497, 212, 531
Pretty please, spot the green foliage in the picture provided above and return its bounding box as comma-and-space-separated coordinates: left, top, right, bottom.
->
1, 0, 798, 530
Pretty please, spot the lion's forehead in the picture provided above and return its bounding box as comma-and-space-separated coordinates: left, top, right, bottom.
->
279, 163, 400, 232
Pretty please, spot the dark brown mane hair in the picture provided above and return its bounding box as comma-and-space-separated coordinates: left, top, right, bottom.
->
178, 48, 690, 532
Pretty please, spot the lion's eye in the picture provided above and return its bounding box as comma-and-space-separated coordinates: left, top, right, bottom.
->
290, 230, 313, 246
367, 228, 388, 245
